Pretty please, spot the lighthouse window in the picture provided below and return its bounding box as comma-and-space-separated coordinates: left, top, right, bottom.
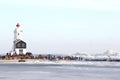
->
22, 43, 26, 48
16, 41, 26, 48
17, 43, 21, 48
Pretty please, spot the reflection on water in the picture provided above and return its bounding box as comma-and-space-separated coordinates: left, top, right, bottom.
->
0, 64, 120, 80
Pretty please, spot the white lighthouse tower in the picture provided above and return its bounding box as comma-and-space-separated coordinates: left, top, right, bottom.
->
14, 23, 23, 40
13, 23, 27, 55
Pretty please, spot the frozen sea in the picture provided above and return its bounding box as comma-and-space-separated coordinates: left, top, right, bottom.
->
0, 63, 120, 80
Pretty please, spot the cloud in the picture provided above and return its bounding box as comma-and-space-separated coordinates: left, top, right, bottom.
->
0, 0, 120, 11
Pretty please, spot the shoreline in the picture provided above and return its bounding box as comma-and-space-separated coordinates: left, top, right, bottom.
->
0, 60, 120, 67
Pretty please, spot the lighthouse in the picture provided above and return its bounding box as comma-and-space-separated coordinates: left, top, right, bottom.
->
12, 23, 27, 55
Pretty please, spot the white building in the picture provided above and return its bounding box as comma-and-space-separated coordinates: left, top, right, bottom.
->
72, 50, 120, 61
12, 23, 27, 55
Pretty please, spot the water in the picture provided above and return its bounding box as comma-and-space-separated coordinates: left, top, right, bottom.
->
0, 63, 120, 80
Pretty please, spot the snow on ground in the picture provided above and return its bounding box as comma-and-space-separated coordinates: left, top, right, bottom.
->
0, 60, 120, 67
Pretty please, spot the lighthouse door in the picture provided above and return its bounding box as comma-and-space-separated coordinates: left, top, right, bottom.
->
19, 49, 23, 54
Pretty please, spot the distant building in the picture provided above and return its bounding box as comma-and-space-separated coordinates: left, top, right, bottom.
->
12, 23, 27, 55
72, 50, 120, 61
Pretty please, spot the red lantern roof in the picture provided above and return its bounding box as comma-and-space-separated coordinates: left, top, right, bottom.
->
16, 23, 20, 27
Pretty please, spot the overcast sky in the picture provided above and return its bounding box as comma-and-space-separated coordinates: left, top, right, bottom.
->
0, 0, 120, 54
